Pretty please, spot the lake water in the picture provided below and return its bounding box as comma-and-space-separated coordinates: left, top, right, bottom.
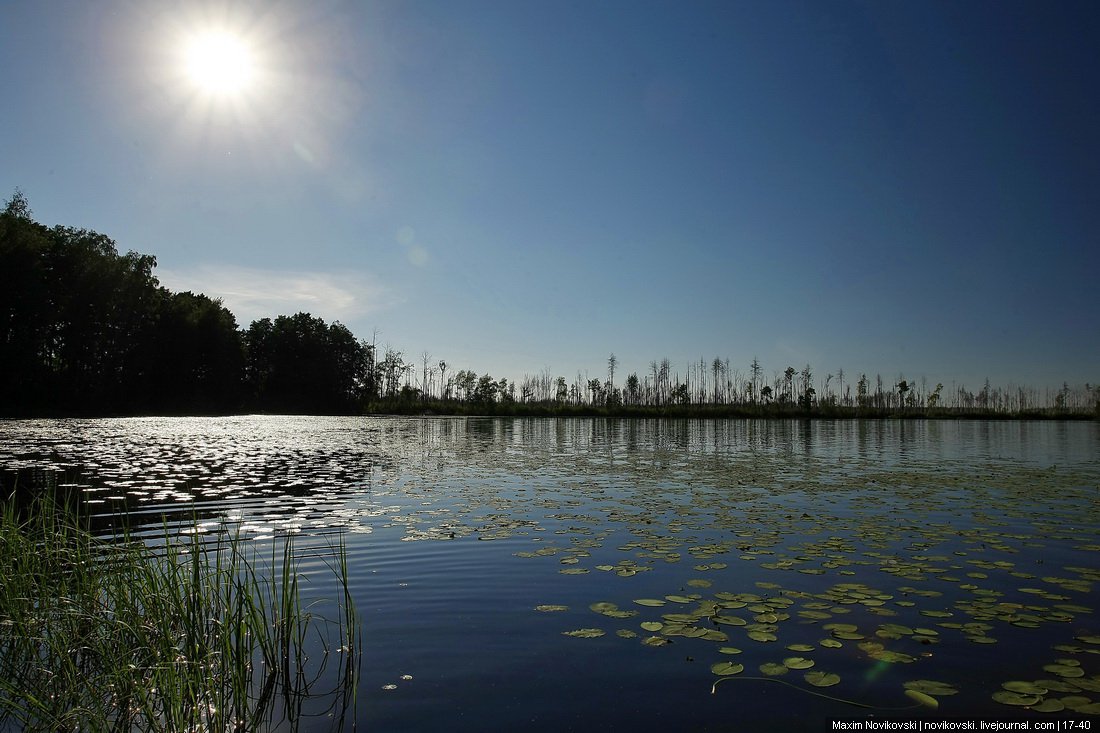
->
2, 417, 1099, 730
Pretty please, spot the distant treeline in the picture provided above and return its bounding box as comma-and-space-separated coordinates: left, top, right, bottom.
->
2, 192, 1097, 419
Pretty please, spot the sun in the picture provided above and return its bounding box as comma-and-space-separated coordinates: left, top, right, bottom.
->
183, 30, 256, 96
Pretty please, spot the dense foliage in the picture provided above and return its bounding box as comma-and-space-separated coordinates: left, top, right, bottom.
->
1, 192, 369, 416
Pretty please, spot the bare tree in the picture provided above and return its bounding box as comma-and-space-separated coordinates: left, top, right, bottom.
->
750, 357, 762, 404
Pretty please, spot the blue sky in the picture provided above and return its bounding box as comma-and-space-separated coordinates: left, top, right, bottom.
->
3, 0, 1097, 393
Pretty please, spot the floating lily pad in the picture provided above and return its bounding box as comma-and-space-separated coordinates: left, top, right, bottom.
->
759, 662, 789, 676
786, 643, 815, 652
563, 628, 605, 638
714, 615, 747, 626
1030, 699, 1065, 713
1061, 695, 1094, 710
711, 662, 744, 676
747, 630, 778, 642
805, 671, 841, 688
819, 638, 843, 649
992, 690, 1041, 706
904, 690, 939, 709
1034, 678, 1082, 693
535, 604, 568, 612
718, 646, 743, 655
633, 599, 666, 607
1043, 664, 1085, 678
783, 657, 815, 670
1002, 681, 1048, 695
640, 621, 663, 632
641, 636, 670, 647
903, 680, 958, 696
832, 631, 865, 640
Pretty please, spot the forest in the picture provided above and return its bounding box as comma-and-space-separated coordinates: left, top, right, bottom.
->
2, 192, 1097, 419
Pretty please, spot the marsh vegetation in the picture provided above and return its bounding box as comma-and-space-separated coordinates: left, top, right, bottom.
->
0, 491, 359, 731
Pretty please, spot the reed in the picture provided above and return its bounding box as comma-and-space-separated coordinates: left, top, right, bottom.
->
0, 493, 359, 731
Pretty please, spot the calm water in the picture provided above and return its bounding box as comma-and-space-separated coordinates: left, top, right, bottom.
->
2, 417, 1099, 730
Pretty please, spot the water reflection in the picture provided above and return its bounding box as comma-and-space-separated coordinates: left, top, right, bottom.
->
1, 416, 1095, 550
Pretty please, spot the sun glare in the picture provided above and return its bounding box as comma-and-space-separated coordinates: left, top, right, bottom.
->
183, 30, 256, 96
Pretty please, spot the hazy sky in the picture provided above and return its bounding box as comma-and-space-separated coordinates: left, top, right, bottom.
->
3, 0, 1097, 392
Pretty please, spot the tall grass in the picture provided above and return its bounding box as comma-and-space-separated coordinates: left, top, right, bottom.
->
0, 493, 359, 731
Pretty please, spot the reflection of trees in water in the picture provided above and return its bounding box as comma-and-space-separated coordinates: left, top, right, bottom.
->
2, 417, 1096, 549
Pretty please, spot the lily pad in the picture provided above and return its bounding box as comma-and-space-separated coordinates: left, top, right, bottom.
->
1043, 664, 1085, 678
992, 690, 1041, 706
805, 671, 841, 688
759, 662, 789, 676
1002, 681, 1048, 695
904, 680, 958, 696
535, 604, 568, 612
783, 657, 815, 670
1030, 699, 1065, 713
563, 628, 605, 638
640, 621, 663, 632
711, 662, 744, 676
633, 599, 666, 607
904, 690, 939, 709
714, 615, 747, 626
1061, 695, 1094, 711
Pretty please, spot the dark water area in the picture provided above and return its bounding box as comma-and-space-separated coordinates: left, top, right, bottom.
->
2, 417, 1098, 730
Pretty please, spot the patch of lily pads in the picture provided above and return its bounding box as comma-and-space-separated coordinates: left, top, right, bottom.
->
533, 462, 1099, 714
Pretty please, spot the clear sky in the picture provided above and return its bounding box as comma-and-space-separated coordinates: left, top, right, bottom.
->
3, 0, 1097, 393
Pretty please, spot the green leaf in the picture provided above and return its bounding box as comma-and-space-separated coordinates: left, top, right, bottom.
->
904, 690, 939, 709
805, 671, 841, 688
1001, 681, 1047, 695
759, 662, 788, 676
903, 680, 958, 696
782, 657, 815, 670
710, 662, 744, 676
992, 690, 1041, 706
563, 628, 605, 638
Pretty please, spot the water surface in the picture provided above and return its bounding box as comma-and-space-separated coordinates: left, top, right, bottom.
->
3, 417, 1098, 729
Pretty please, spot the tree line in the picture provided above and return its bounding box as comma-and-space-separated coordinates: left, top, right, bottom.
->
1, 192, 368, 415
3, 192, 1096, 418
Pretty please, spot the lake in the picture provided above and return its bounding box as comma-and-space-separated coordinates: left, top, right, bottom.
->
2, 416, 1098, 730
